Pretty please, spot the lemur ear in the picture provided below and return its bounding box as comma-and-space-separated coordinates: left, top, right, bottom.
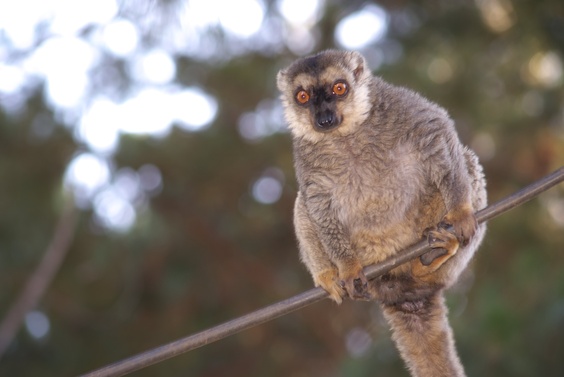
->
276, 69, 288, 92
349, 51, 367, 81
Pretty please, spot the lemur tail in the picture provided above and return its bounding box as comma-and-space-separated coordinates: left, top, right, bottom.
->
381, 292, 466, 377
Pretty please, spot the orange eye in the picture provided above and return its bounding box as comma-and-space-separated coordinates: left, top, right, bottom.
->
332, 81, 348, 96
296, 90, 310, 104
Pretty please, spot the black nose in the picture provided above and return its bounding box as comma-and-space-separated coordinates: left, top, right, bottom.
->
316, 111, 336, 129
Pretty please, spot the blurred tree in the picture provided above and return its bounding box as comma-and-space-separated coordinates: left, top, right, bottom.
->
0, 0, 563, 376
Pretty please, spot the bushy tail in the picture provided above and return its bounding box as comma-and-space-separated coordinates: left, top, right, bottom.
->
381, 292, 466, 377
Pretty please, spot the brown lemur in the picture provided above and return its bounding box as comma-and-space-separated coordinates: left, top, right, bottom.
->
277, 50, 487, 377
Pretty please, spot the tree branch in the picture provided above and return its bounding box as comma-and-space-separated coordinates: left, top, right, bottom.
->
0, 199, 78, 358
80, 166, 563, 377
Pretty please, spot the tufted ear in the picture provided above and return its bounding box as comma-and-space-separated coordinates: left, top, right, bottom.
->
276, 69, 288, 92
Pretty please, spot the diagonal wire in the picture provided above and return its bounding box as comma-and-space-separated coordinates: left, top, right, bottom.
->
80, 167, 564, 377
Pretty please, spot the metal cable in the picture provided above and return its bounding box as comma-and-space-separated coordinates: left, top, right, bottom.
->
80, 167, 564, 377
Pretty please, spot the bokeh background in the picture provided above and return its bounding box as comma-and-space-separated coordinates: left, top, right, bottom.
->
1, 0, 564, 376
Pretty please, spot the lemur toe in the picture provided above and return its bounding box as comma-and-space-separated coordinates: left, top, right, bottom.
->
420, 248, 448, 266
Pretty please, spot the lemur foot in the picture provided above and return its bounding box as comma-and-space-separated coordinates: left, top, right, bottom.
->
442, 204, 477, 246
314, 269, 346, 304
315, 264, 374, 303
414, 224, 460, 276
339, 261, 374, 301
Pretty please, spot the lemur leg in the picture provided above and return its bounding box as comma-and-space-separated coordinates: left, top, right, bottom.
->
294, 194, 346, 303
295, 192, 373, 302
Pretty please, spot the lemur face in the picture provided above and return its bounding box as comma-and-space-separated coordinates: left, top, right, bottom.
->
277, 50, 372, 141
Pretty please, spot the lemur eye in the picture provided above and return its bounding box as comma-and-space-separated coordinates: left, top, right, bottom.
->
296, 90, 310, 104
332, 81, 348, 96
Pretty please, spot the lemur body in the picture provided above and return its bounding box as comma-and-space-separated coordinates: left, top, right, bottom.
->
277, 50, 487, 377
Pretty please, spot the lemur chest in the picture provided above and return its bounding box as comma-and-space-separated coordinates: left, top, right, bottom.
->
328, 144, 427, 225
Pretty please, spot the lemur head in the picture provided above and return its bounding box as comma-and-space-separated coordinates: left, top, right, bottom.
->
277, 50, 373, 142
